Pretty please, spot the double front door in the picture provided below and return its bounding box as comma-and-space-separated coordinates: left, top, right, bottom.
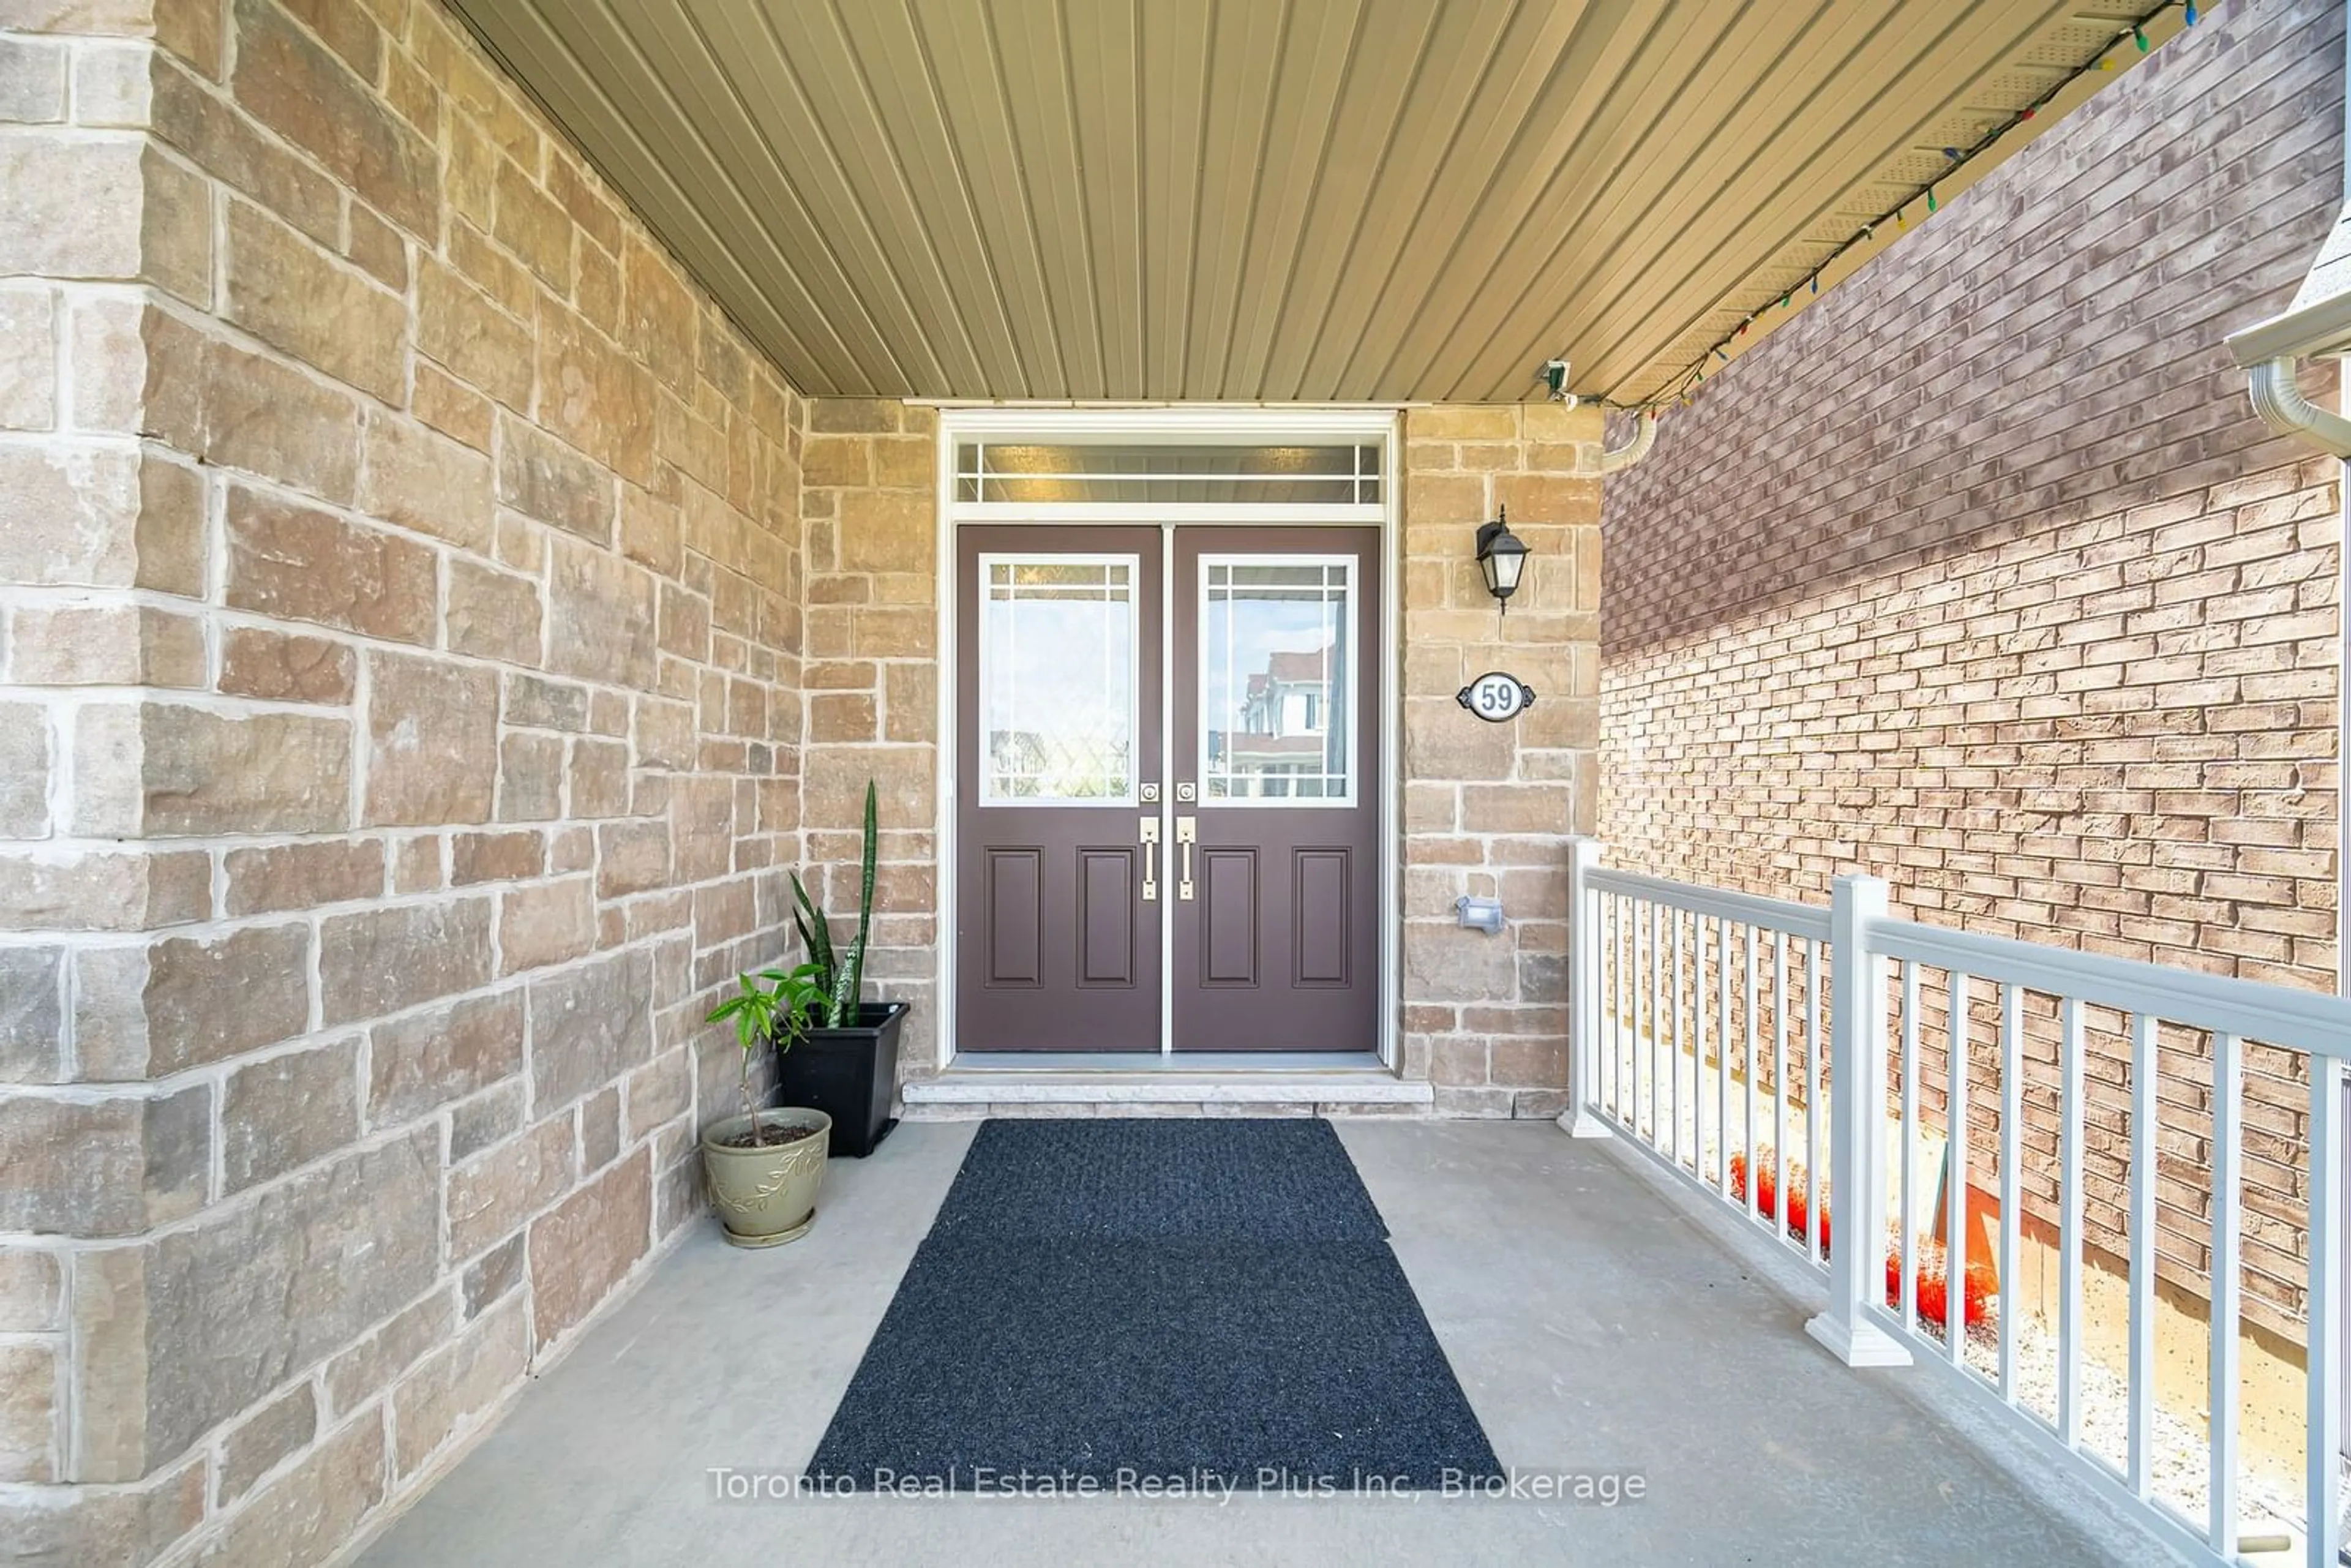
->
954, 524, 1381, 1054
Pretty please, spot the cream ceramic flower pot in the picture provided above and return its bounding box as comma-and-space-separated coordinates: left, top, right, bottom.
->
702, 1108, 831, 1247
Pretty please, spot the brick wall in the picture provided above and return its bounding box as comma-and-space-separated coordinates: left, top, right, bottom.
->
1399, 405, 1603, 1115
0, 1, 804, 1559
1599, 0, 2343, 1338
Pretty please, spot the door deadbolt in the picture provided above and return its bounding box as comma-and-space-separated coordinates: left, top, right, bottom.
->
1176, 782, 1196, 803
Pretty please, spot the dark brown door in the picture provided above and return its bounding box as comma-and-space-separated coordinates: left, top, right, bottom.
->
1170, 527, 1381, 1051
955, 527, 1163, 1052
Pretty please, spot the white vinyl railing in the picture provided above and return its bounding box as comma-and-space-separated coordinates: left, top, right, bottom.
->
1564, 838, 2349, 1568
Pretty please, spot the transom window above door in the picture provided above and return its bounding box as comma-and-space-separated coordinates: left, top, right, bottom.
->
955, 441, 1382, 506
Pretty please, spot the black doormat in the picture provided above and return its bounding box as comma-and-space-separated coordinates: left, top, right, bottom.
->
806, 1118, 1501, 1493
924, 1116, 1392, 1244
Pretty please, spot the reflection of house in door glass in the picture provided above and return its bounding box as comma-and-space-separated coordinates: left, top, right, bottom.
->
1204, 561, 1351, 800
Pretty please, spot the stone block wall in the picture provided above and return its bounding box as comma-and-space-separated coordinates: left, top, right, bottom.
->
700, 395, 1614, 1112
0, 1, 804, 1560
796, 399, 943, 1074
1599, 0, 2342, 1341
1398, 405, 1604, 1115
775, 404, 1605, 1105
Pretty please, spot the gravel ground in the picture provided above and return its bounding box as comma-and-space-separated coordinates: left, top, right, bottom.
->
1593, 1024, 2317, 1550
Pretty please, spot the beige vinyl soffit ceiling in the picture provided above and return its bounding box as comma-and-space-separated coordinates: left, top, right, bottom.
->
451, 0, 2165, 406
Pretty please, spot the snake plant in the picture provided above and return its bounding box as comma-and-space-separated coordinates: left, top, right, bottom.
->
706, 780, 881, 1144
789, 779, 879, 1029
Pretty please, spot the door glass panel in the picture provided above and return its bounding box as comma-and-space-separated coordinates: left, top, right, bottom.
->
978, 556, 1137, 805
1200, 558, 1353, 805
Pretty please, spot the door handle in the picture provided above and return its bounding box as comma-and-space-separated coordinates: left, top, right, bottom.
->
1176, 817, 1195, 901
1139, 816, 1160, 902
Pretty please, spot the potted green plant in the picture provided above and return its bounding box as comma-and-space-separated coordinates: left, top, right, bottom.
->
700, 962, 833, 1247
778, 780, 909, 1157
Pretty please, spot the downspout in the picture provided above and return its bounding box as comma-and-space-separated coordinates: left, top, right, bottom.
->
2243, 358, 2351, 457
1598, 408, 1658, 475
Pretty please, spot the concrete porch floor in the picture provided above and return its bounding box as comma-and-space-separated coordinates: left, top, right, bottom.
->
354, 1122, 2149, 1566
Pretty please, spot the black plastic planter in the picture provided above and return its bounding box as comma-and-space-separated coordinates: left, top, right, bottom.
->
777, 1000, 906, 1158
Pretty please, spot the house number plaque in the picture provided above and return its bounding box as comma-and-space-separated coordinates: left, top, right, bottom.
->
1458, 672, 1535, 722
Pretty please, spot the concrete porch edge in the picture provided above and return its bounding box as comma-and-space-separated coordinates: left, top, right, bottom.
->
902, 1070, 1434, 1114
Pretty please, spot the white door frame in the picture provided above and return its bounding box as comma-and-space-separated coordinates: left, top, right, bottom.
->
929, 405, 1404, 1070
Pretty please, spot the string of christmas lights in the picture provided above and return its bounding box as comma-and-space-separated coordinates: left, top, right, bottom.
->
1604, 0, 2197, 415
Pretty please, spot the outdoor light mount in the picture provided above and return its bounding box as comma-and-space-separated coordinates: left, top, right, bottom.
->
1456, 895, 1505, 936
1474, 506, 1530, 613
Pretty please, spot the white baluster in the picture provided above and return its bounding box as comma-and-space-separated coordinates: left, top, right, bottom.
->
1717, 916, 1733, 1199
1648, 899, 1662, 1150
2127, 1011, 2156, 1497
1744, 923, 1758, 1223
2059, 996, 2083, 1447
1998, 981, 2022, 1405
1670, 906, 1685, 1168
2308, 1054, 2344, 1568
1901, 960, 1920, 1334
1772, 929, 1788, 1234
1947, 972, 1970, 1367
2208, 1032, 2240, 1558
1806, 938, 1823, 1264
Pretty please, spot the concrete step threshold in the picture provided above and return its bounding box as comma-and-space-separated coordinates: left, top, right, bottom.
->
902, 1057, 1431, 1117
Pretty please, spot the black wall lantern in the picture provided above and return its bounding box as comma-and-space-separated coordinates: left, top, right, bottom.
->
1474, 506, 1530, 612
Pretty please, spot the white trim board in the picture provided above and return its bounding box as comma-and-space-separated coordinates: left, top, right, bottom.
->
946, 1051, 1391, 1073
929, 403, 1406, 1076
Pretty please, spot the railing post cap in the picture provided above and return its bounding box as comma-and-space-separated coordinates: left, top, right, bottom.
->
1832, 870, 1890, 906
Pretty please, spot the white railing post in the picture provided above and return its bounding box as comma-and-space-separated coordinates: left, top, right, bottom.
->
2310, 1056, 2344, 1568
1805, 872, 1911, 1368
1562, 836, 1611, 1138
